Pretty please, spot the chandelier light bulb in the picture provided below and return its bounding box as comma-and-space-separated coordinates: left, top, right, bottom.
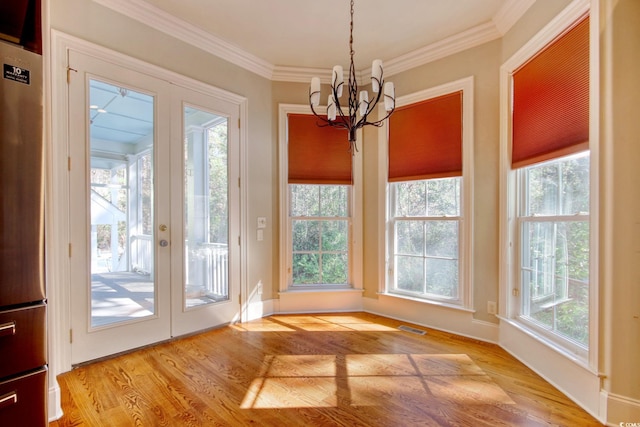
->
371, 59, 383, 93
333, 65, 344, 98
384, 82, 395, 112
327, 94, 337, 121
310, 77, 321, 107
359, 91, 369, 116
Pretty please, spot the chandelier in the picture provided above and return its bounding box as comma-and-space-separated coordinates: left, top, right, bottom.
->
308, 0, 395, 153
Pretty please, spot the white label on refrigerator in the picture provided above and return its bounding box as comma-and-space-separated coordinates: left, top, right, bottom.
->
3, 64, 30, 85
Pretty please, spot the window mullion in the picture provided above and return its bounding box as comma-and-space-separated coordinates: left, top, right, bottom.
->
422, 220, 427, 294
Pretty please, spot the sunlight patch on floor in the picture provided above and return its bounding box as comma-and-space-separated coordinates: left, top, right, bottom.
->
426, 375, 515, 404
240, 353, 515, 409
241, 377, 337, 408
230, 321, 296, 332
240, 314, 399, 332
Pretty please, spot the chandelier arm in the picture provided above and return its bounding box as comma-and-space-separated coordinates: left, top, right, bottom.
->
310, 102, 349, 131
355, 80, 384, 128
362, 107, 395, 127
332, 84, 350, 128
360, 88, 382, 123
364, 66, 387, 115
313, 106, 351, 131
309, 100, 331, 124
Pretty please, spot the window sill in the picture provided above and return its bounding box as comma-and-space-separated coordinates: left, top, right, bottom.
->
377, 292, 475, 314
279, 287, 363, 296
498, 315, 592, 370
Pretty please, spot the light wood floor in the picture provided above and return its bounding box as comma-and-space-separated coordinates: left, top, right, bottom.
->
50, 313, 602, 426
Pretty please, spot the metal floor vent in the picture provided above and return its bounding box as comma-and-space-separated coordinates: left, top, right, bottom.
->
398, 325, 426, 335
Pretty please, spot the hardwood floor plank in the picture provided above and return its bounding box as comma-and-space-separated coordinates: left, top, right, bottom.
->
50, 313, 602, 426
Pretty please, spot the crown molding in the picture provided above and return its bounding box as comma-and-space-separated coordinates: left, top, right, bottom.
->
492, 0, 536, 35
94, 0, 540, 83
92, 0, 275, 80
384, 21, 502, 78
271, 67, 332, 84
502, 0, 590, 71
271, 67, 369, 85
273, 21, 501, 82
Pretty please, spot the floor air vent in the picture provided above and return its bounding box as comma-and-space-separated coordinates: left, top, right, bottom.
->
397, 325, 426, 335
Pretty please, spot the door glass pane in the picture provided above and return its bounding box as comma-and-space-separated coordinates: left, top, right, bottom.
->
89, 80, 155, 327
184, 107, 229, 308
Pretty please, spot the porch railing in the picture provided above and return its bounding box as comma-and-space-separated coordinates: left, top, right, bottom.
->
129, 236, 228, 299
131, 234, 153, 275
186, 242, 229, 299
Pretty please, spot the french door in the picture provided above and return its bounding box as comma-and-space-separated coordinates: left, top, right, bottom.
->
68, 50, 240, 364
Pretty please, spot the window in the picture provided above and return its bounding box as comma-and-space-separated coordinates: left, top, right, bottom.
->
503, 13, 592, 360
390, 178, 461, 300
385, 78, 473, 307
290, 184, 351, 286
518, 153, 590, 348
281, 110, 359, 290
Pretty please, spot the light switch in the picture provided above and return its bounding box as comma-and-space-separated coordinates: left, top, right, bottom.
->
257, 217, 267, 229
257, 229, 264, 241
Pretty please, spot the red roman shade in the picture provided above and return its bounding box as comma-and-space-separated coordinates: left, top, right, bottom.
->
288, 113, 352, 184
388, 91, 462, 182
512, 15, 589, 168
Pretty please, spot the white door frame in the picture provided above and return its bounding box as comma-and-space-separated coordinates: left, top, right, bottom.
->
47, 30, 248, 373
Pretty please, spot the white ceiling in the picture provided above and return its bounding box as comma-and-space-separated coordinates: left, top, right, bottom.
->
142, 0, 504, 69
96, 0, 537, 80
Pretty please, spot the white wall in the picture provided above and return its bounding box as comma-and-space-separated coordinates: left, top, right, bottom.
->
599, 0, 640, 423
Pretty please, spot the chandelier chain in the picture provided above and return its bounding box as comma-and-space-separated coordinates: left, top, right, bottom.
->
350, 0, 355, 58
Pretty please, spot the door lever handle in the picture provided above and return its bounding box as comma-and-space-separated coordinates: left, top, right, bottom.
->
0, 321, 16, 338
0, 392, 18, 410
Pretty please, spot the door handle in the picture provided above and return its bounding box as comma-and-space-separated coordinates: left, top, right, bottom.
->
159, 224, 168, 232
159, 239, 169, 247
0, 321, 16, 338
0, 392, 18, 411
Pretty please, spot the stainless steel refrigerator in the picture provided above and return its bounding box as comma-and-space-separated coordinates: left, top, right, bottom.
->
0, 39, 47, 426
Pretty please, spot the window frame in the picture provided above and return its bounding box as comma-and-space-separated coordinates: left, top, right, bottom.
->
388, 178, 463, 303
382, 77, 474, 309
499, 2, 598, 369
515, 154, 591, 359
289, 184, 353, 287
278, 104, 363, 292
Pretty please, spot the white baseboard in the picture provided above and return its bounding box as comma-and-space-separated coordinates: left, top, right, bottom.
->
605, 391, 640, 426
499, 318, 603, 423
362, 295, 500, 343
48, 381, 63, 422
277, 288, 364, 313
244, 298, 275, 321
